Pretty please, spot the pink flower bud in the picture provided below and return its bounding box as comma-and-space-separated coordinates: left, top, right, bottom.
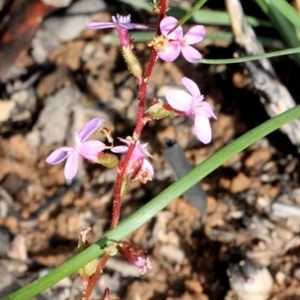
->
119, 241, 152, 274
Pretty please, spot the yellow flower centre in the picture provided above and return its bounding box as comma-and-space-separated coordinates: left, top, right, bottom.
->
147, 35, 169, 52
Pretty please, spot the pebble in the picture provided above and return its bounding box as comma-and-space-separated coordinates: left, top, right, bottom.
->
41, 0, 72, 7
229, 260, 273, 300
8, 234, 27, 261
43, 0, 106, 43
0, 101, 15, 122
0, 226, 11, 256
0, 265, 21, 298
0, 88, 36, 127
230, 172, 252, 193
34, 87, 81, 146
159, 244, 185, 264
105, 257, 141, 277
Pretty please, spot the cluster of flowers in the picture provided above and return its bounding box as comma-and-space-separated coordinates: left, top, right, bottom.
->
47, 14, 216, 181
46, 117, 153, 182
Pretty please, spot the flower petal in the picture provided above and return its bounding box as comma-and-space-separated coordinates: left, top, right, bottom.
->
142, 159, 154, 176
181, 45, 202, 63
165, 89, 193, 112
160, 16, 183, 39
79, 140, 105, 160
113, 14, 131, 24
181, 77, 202, 100
64, 151, 79, 180
184, 25, 205, 44
46, 148, 71, 164
199, 102, 218, 119
111, 146, 128, 153
77, 118, 102, 142
194, 115, 212, 144
157, 45, 180, 62
86, 22, 115, 29
117, 137, 131, 145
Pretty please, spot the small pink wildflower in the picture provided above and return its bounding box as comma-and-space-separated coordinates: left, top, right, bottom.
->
87, 14, 148, 30
119, 241, 152, 275
111, 137, 154, 183
165, 77, 217, 144
46, 118, 105, 180
157, 16, 205, 63
87, 14, 149, 46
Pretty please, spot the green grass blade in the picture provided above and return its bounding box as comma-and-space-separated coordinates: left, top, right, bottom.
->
103, 31, 282, 49
176, 0, 207, 27
200, 46, 300, 64
271, 0, 300, 29
254, 0, 300, 66
4, 104, 300, 300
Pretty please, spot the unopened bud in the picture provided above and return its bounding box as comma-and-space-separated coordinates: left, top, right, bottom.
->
121, 45, 142, 80
119, 241, 152, 274
106, 244, 118, 256
78, 258, 98, 279
97, 153, 119, 168
146, 99, 179, 120
121, 175, 129, 196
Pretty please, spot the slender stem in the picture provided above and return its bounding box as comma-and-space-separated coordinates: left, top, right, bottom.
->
110, 0, 169, 229
82, 253, 110, 300
82, 2, 170, 298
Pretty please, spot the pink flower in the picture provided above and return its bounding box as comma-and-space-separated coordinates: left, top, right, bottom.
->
87, 14, 148, 30
119, 241, 152, 275
87, 14, 149, 46
165, 77, 217, 144
46, 118, 105, 180
157, 16, 205, 63
111, 138, 154, 183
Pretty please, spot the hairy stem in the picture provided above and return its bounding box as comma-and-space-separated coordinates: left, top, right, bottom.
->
82, 253, 110, 300
82, 1, 169, 298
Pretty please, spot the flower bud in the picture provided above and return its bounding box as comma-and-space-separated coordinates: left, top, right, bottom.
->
121, 45, 142, 80
119, 241, 152, 274
146, 99, 179, 120
96, 153, 119, 168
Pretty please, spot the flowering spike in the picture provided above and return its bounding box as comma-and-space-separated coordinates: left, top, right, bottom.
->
119, 241, 152, 274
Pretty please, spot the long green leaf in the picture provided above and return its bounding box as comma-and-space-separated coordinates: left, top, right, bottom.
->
4, 104, 300, 300
200, 46, 300, 64
176, 0, 208, 27
254, 0, 300, 66
103, 31, 283, 49
271, 0, 300, 29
